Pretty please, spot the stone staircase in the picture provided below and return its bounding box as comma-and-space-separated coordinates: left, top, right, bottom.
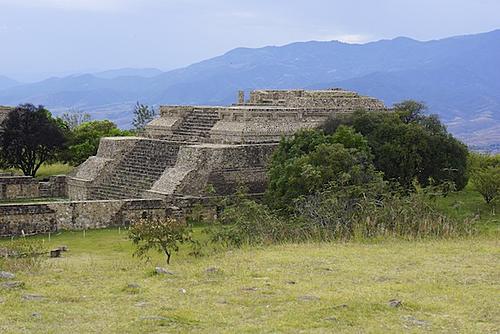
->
90, 139, 181, 200
168, 108, 219, 142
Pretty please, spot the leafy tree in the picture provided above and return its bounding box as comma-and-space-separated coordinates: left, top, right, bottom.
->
266, 127, 379, 213
60, 109, 92, 130
129, 217, 192, 264
468, 152, 500, 172
63, 120, 131, 165
0, 104, 67, 176
393, 100, 427, 124
132, 102, 156, 131
322, 101, 469, 190
472, 166, 500, 204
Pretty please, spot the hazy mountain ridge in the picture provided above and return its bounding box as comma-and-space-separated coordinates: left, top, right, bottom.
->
0, 30, 499, 148
0, 75, 20, 90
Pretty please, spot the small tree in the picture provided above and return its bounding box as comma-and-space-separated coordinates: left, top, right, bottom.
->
472, 166, 500, 204
128, 217, 191, 264
60, 109, 92, 130
132, 102, 156, 132
0, 104, 67, 176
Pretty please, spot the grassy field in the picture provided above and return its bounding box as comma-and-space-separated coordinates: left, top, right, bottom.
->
0, 229, 499, 333
434, 183, 499, 234
0, 185, 498, 333
0, 163, 74, 179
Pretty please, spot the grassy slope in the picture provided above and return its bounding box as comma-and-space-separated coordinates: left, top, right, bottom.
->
0, 229, 499, 333
434, 183, 499, 234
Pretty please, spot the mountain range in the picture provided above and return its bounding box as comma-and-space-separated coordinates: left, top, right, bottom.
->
0, 29, 499, 149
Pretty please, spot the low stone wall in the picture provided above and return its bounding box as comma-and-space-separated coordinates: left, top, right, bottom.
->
0, 176, 40, 200
0, 175, 67, 201
39, 176, 67, 198
0, 198, 168, 237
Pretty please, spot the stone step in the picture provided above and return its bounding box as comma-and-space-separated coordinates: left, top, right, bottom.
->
90, 139, 181, 200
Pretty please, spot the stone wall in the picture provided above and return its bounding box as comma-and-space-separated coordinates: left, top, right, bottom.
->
0, 175, 67, 201
246, 89, 385, 110
0, 199, 168, 237
0, 176, 39, 200
0, 106, 13, 125
39, 176, 67, 198
146, 143, 276, 199
67, 137, 142, 200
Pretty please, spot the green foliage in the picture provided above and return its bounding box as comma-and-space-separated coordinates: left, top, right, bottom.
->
0, 104, 67, 176
208, 196, 294, 247
322, 101, 469, 190
467, 153, 500, 205
59, 110, 92, 130
471, 166, 500, 204
296, 183, 475, 241
266, 127, 376, 213
63, 120, 131, 165
468, 152, 500, 172
132, 102, 157, 131
129, 217, 192, 264
210, 182, 475, 248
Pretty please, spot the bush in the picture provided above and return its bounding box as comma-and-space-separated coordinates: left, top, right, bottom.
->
209, 183, 475, 247
62, 120, 132, 166
322, 103, 469, 190
266, 127, 378, 213
129, 217, 192, 264
208, 196, 297, 247
0, 237, 47, 272
296, 184, 475, 240
472, 166, 500, 205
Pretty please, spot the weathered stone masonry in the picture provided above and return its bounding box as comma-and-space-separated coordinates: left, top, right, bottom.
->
0, 199, 168, 237
0, 175, 67, 201
1, 89, 386, 237
68, 88, 386, 203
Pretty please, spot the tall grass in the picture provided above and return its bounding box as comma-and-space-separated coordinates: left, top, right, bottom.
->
207, 186, 476, 248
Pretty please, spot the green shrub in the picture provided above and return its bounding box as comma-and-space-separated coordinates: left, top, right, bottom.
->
266, 127, 378, 213
208, 197, 296, 247
471, 166, 500, 205
296, 184, 475, 240
129, 217, 192, 264
210, 182, 475, 247
322, 103, 469, 190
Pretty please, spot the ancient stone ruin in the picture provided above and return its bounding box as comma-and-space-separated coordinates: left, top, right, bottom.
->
67, 89, 386, 209
0, 89, 386, 236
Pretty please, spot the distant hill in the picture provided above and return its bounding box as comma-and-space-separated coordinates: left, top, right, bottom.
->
0, 75, 19, 90
0, 29, 499, 148
93, 68, 164, 79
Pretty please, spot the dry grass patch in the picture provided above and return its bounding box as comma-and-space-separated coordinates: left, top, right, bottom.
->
0, 229, 498, 333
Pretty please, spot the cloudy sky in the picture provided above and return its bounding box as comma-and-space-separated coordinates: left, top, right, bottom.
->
1, 0, 499, 81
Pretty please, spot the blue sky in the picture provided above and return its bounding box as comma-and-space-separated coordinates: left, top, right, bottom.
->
1, 0, 499, 81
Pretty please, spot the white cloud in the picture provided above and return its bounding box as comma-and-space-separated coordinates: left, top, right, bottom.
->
317, 34, 373, 44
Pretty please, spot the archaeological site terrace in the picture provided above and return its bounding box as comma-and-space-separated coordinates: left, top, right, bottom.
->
67, 89, 386, 204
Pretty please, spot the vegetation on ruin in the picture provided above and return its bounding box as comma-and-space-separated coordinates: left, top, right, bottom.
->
132, 102, 157, 132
